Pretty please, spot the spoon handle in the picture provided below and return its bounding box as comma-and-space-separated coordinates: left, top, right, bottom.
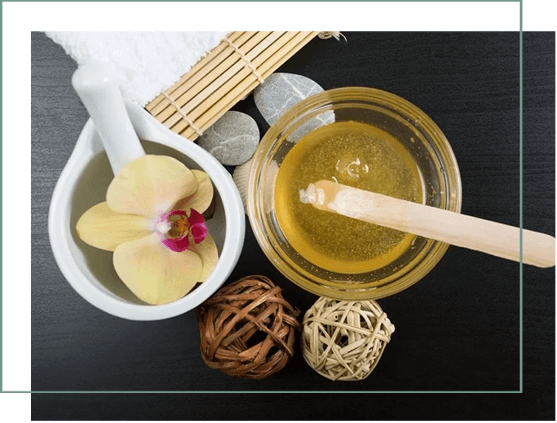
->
309, 180, 555, 268
72, 62, 145, 175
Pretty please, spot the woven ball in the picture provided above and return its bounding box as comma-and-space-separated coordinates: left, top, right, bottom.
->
197, 275, 300, 379
302, 297, 395, 381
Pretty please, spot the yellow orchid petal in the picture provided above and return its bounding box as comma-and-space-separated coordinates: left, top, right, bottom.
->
76, 202, 152, 252
113, 233, 202, 305
107, 155, 198, 218
189, 233, 219, 282
173, 170, 214, 214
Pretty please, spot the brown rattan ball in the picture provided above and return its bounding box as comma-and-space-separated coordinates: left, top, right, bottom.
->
197, 275, 301, 379
302, 297, 395, 381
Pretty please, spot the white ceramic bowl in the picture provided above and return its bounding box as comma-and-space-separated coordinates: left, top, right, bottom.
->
48, 101, 245, 320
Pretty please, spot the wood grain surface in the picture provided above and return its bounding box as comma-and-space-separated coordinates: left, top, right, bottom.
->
31, 31, 554, 420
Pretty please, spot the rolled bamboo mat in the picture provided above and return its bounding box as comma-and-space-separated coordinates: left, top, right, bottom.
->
145, 31, 322, 142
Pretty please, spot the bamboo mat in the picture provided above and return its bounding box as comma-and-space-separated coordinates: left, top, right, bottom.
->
145, 31, 321, 142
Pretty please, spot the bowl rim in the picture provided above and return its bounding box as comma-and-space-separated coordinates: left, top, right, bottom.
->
247, 86, 462, 300
48, 102, 245, 321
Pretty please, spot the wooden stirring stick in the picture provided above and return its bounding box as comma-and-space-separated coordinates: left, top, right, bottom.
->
301, 180, 555, 268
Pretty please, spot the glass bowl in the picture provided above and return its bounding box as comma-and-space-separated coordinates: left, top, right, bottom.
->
247, 87, 462, 300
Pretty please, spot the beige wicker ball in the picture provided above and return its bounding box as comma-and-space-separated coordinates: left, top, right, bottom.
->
197, 275, 300, 379
302, 297, 395, 381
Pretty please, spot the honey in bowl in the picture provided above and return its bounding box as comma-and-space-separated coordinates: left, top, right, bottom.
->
274, 120, 424, 274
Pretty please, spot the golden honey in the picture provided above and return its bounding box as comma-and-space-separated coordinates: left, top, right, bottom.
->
274, 121, 424, 274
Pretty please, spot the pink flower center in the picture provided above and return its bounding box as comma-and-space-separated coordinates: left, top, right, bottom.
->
166, 214, 190, 239
158, 209, 207, 253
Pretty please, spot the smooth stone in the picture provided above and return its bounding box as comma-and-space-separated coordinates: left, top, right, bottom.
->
254, 73, 334, 142
197, 111, 260, 166
232, 158, 252, 214
254, 73, 323, 126
232, 158, 279, 215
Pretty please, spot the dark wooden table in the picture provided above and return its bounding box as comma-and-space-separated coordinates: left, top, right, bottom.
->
31, 32, 554, 420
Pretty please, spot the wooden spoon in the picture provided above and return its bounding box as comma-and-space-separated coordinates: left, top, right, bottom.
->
301, 180, 555, 268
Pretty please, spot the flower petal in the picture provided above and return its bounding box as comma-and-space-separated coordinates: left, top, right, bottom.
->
76, 202, 151, 251
189, 233, 219, 282
107, 155, 198, 218
173, 170, 214, 214
113, 233, 202, 305
188, 209, 208, 244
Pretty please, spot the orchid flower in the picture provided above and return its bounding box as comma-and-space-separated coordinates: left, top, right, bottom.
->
76, 155, 219, 305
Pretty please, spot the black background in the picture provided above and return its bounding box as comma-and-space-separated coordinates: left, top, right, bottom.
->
31, 31, 554, 419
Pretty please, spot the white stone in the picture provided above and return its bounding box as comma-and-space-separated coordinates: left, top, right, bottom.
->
232, 159, 252, 214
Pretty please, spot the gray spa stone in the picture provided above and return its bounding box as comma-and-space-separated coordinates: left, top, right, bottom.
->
255, 73, 323, 125
198, 111, 260, 166
254, 73, 334, 142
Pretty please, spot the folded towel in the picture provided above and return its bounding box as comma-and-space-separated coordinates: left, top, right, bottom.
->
45, 31, 227, 106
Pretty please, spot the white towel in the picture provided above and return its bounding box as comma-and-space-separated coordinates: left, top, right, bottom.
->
45, 31, 227, 106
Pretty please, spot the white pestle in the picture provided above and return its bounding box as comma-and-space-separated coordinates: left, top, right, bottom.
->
301, 180, 556, 268
50, 63, 246, 320
72, 62, 146, 175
